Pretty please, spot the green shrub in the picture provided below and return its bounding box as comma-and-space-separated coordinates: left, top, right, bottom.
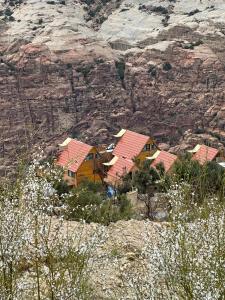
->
172, 157, 225, 203
132, 162, 160, 193
80, 179, 104, 193
76, 64, 94, 78
53, 179, 69, 196
202, 161, 224, 196
98, 194, 133, 225
65, 187, 102, 223
117, 174, 133, 194
88, 10, 96, 17
163, 62, 172, 71
46, 1, 55, 4
155, 162, 165, 176
6, 0, 23, 6
64, 181, 133, 225
101, 0, 110, 4
83, 0, 95, 5
148, 65, 157, 77
4, 8, 13, 16
187, 8, 200, 16
118, 193, 133, 219
149, 5, 168, 14
173, 156, 202, 183
115, 60, 125, 81
94, 57, 105, 64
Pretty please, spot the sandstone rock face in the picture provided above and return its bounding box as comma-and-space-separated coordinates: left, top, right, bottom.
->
170, 129, 225, 153
0, 0, 225, 172
98, 0, 225, 48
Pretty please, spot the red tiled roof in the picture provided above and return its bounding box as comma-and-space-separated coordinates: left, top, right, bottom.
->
113, 130, 150, 159
107, 157, 135, 182
57, 139, 92, 172
192, 145, 219, 165
151, 151, 178, 173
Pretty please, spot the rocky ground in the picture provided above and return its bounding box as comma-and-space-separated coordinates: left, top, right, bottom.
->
0, 0, 225, 174
53, 218, 164, 299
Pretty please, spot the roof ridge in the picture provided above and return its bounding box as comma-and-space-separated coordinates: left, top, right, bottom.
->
69, 138, 93, 148
126, 129, 149, 138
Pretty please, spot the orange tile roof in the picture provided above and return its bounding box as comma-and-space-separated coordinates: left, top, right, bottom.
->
106, 157, 135, 183
57, 139, 92, 172
113, 130, 150, 159
151, 151, 178, 173
192, 145, 219, 165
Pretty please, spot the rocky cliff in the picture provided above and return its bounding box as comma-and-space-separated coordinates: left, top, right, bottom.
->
0, 0, 225, 173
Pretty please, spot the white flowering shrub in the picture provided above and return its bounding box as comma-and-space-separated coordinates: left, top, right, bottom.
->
0, 156, 224, 300
119, 183, 225, 300
0, 159, 105, 299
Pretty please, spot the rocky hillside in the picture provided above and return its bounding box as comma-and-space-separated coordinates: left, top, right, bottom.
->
53, 218, 163, 299
0, 0, 225, 173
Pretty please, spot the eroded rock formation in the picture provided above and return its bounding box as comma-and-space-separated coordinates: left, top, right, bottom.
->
0, 0, 225, 173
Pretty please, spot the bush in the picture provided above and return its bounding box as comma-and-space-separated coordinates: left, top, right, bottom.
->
4, 7, 13, 16
162, 15, 170, 27
83, 0, 95, 5
151, 5, 168, 14
182, 40, 203, 50
99, 194, 133, 225
65, 187, 102, 223
132, 162, 160, 193
117, 181, 132, 194
115, 60, 125, 81
88, 10, 96, 17
64, 181, 133, 225
117, 174, 133, 194
155, 162, 165, 176
173, 155, 202, 183
172, 157, 225, 202
203, 161, 225, 195
53, 179, 69, 196
148, 65, 157, 77
6, 0, 23, 6
101, 0, 110, 4
80, 179, 104, 193
94, 57, 104, 64
188, 8, 200, 16
76, 64, 94, 78
162, 62, 172, 71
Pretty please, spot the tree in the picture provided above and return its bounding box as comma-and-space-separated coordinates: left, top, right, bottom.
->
132, 161, 160, 193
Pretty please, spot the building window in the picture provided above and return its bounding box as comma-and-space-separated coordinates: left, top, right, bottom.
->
68, 170, 75, 178
143, 144, 151, 152
85, 153, 94, 161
